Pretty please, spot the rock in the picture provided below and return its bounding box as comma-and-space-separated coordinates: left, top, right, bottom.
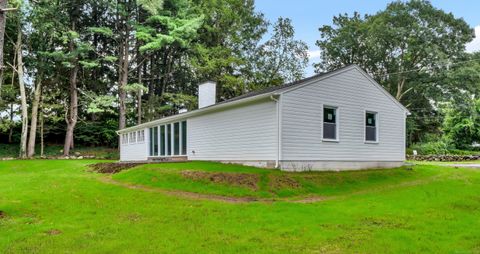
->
74, 152, 81, 156
407, 154, 480, 162
77, 156, 84, 159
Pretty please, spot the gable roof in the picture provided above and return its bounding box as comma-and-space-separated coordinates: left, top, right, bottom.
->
117, 64, 409, 134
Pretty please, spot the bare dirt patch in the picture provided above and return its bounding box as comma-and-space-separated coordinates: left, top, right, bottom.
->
0, 211, 6, 219
181, 170, 259, 190
45, 229, 62, 235
269, 174, 301, 190
89, 162, 143, 174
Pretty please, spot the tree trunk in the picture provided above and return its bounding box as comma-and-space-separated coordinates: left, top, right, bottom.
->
27, 77, 42, 157
118, 30, 129, 131
40, 105, 44, 158
8, 102, 13, 143
63, 63, 79, 156
137, 62, 142, 124
16, 23, 28, 158
0, 0, 8, 96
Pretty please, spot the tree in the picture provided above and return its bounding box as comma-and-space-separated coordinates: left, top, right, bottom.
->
13, 11, 27, 158
442, 97, 480, 149
250, 17, 308, 88
0, 0, 17, 97
315, 0, 474, 143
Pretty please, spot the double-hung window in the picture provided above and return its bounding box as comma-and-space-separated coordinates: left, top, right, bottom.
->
323, 106, 338, 141
365, 111, 378, 142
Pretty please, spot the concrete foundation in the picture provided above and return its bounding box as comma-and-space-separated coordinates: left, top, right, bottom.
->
279, 161, 405, 171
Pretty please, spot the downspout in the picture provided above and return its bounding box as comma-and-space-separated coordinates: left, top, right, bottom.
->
270, 94, 281, 169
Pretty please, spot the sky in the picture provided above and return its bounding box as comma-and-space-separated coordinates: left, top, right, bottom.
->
254, 0, 480, 76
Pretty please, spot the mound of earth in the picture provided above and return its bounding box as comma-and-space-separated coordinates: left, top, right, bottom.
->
182, 170, 259, 190
89, 162, 142, 174
269, 174, 301, 190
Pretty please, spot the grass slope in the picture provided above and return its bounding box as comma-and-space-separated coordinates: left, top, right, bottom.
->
1, 160, 480, 253
0, 144, 118, 159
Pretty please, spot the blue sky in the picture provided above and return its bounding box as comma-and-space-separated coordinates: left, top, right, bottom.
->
254, 0, 480, 75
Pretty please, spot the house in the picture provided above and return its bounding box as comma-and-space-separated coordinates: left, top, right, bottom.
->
117, 65, 410, 171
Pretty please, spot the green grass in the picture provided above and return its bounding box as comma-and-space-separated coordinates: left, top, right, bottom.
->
113, 162, 436, 198
1, 160, 480, 253
0, 143, 118, 159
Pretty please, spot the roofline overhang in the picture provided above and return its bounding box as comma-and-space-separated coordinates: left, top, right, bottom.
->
116, 92, 276, 134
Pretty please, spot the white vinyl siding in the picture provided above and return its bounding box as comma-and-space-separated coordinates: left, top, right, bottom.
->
188, 99, 277, 161
120, 128, 149, 161
280, 68, 406, 162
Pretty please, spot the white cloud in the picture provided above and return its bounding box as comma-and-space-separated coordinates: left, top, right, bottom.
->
308, 50, 321, 59
466, 25, 480, 53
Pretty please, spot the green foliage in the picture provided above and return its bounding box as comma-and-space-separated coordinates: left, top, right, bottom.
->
315, 0, 474, 143
137, 11, 203, 52
75, 120, 119, 147
86, 94, 116, 114
125, 83, 149, 94
251, 17, 309, 88
442, 98, 480, 149
88, 27, 114, 37
138, 0, 164, 15
409, 140, 454, 155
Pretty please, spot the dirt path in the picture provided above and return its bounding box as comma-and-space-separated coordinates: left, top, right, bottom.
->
98, 173, 448, 204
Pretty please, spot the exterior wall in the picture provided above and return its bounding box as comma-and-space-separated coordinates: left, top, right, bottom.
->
187, 99, 278, 162
280, 161, 405, 171
120, 128, 149, 161
280, 68, 406, 170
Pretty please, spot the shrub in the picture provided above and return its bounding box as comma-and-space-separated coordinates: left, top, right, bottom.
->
409, 140, 454, 155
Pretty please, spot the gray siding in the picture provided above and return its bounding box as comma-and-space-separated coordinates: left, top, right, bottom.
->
280, 68, 406, 162
188, 99, 277, 161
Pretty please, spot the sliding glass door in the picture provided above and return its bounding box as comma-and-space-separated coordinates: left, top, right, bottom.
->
149, 121, 187, 157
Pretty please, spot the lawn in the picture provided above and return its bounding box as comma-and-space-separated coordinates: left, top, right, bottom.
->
1, 160, 480, 253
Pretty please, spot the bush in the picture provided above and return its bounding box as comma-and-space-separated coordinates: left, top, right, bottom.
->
409, 140, 454, 155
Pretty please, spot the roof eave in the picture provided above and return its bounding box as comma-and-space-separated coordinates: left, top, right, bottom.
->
117, 92, 274, 134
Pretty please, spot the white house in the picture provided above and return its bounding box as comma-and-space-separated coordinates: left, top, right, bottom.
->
117, 65, 410, 171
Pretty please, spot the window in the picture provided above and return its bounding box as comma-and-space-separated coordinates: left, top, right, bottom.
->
149, 127, 158, 156
122, 134, 128, 145
323, 106, 338, 140
160, 125, 166, 156
148, 121, 187, 157
173, 122, 180, 155
137, 130, 145, 143
166, 124, 172, 156
365, 111, 378, 142
129, 132, 136, 143
181, 121, 187, 155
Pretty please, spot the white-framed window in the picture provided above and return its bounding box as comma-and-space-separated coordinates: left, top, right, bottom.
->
365, 111, 378, 143
322, 105, 339, 141
137, 130, 145, 143
122, 134, 128, 145
129, 132, 136, 143
149, 121, 188, 157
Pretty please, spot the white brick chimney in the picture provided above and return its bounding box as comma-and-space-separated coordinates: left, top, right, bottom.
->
198, 81, 216, 108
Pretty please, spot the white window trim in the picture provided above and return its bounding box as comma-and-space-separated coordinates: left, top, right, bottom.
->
364, 110, 379, 144
322, 105, 340, 142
